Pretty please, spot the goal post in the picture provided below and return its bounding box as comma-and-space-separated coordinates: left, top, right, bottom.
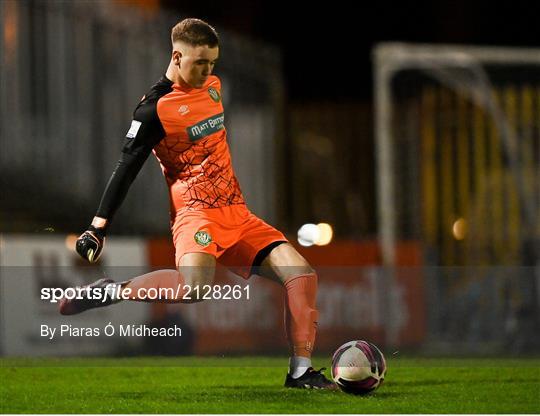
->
373, 43, 540, 267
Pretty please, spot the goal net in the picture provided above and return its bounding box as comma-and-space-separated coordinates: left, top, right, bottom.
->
374, 44, 540, 351
374, 43, 540, 267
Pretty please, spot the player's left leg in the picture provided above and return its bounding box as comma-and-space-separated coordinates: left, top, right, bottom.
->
216, 205, 335, 389
258, 243, 337, 390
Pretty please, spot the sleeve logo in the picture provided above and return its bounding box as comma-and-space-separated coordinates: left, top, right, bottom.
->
126, 120, 142, 139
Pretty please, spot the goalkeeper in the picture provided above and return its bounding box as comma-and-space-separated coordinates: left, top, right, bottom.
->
62, 18, 335, 390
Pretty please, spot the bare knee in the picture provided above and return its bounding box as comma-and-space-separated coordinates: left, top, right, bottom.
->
260, 243, 315, 284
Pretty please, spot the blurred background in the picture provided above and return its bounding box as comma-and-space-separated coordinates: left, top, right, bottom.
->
0, 0, 539, 358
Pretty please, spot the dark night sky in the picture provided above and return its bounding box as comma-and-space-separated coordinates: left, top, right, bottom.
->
162, 0, 540, 102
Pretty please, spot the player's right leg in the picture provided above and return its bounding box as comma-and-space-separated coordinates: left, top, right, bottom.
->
59, 253, 216, 315
257, 243, 337, 390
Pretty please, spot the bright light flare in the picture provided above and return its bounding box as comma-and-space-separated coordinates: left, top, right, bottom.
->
452, 218, 467, 240
297, 223, 333, 246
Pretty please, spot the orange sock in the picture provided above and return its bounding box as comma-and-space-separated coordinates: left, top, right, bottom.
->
283, 273, 319, 358
121, 269, 190, 303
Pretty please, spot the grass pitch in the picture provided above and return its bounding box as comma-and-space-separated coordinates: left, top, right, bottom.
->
1, 356, 539, 413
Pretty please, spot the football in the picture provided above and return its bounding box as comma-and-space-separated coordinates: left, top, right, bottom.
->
331, 340, 387, 395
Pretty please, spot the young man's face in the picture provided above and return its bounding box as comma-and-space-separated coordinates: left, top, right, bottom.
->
174, 43, 219, 88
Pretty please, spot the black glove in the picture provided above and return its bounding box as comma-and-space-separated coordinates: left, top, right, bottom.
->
76, 225, 106, 263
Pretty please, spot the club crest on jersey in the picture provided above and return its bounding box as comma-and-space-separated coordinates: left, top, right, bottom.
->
194, 230, 212, 247
208, 87, 221, 103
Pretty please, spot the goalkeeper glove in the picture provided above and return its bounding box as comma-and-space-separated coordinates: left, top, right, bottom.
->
76, 225, 106, 263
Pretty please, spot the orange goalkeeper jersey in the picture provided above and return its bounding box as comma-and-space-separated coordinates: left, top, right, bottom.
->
155, 75, 244, 212
119, 74, 245, 215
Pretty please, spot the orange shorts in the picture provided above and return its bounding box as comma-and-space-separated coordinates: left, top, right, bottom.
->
171, 204, 288, 279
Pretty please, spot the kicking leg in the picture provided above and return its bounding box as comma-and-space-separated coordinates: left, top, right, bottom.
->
123, 253, 215, 303
59, 253, 216, 315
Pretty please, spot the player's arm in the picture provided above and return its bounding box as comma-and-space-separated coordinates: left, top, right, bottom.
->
76, 149, 151, 262
76, 98, 166, 263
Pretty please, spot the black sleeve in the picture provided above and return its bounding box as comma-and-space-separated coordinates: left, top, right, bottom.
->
94, 149, 151, 221
94, 76, 173, 224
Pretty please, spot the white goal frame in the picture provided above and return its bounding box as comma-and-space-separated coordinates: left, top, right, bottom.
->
373, 42, 540, 266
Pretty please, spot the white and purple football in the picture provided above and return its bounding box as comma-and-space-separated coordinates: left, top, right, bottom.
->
331, 340, 387, 395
